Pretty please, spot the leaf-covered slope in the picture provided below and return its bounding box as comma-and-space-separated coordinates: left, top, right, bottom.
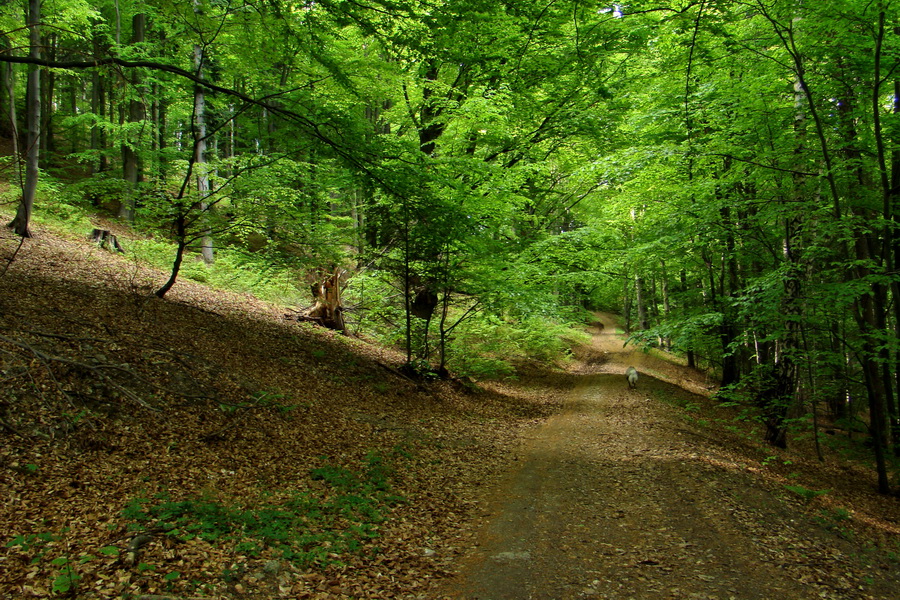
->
0, 224, 569, 599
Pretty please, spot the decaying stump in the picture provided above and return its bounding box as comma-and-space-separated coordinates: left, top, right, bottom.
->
303, 269, 346, 332
89, 228, 124, 253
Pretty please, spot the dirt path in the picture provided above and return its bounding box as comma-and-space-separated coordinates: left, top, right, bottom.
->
437, 314, 889, 600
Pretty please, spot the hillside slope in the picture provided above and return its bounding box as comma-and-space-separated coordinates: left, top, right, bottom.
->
0, 224, 568, 598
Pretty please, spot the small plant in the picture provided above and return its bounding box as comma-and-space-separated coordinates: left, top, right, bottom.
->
784, 484, 829, 501
137, 562, 156, 573
6, 532, 59, 564
825, 507, 851, 522
50, 556, 81, 595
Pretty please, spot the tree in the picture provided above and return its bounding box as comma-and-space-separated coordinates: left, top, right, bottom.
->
9, 0, 41, 238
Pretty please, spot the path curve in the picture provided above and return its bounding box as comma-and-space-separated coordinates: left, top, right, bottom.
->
438, 314, 822, 599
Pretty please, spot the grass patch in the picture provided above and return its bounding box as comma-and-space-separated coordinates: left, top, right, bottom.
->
122, 453, 405, 567
784, 483, 829, 502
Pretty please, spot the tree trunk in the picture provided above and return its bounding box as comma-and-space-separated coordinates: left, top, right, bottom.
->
660, 260, 672, 350
892, 69, 900, 456
761, 77, 808, 449
307, 270, 346, 332
156, 215, 187, 299
9, 0, 40, 238
2, 39, 20, 186
119, 13, 146, 221
635, 274, 647, 331
40, 32, 55, 166
623, 271, 632, 333
192, 4, 214, 264
0, 38, 12, 140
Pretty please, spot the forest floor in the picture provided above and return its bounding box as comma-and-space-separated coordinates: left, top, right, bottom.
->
438, 315, 900, 599
1, 222, 900, 600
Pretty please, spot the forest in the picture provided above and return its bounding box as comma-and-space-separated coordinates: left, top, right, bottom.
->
2, 0, 900, 498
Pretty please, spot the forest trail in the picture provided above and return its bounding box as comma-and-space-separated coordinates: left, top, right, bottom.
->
438, 314, 887, 600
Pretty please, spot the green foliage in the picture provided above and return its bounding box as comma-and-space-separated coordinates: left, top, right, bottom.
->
51, 572, 81, 595
346, 266, 589, 377
446, 313, 588, 378
125, 237, 305, 305
0, 170, 93, 233
6, 0, 899, 483
784, 484, 829, 502
123, 454, 405, 567
65, 174, 132, 212
3, 530, 98, 595
5, 531, 59, 565
815, 507, 854, 539
50, 556, 81, 595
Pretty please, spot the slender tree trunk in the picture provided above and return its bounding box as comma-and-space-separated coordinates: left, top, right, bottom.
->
0, 39, 12, 140
635, 275, 647, 331
156, 215, 187, 298
2, 40, 20, 187
195, 77, 214, 264
854, 286, 892, 493
623, 271, 632, 333
660, 260, 672, 350
119, 13, 146, 221
66, 74, 77, 155
39, 32, 55, 167
89, 66, 101, 175
874, 12, 900, 455
91, 22, 109, 175
762, 77, 808, 449
681, 270, 696, 369
9, 0, 40, 238
192, 4, 214, 264
892, 65, 900, 456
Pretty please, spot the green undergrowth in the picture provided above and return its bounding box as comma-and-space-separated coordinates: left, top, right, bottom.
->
0, 171, 305, 306
3, 170, 591, 377
123, 453, 405, 568
126, 236, 304, 305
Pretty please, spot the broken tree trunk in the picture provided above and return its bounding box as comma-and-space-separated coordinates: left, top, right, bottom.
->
305, 269, 346, 332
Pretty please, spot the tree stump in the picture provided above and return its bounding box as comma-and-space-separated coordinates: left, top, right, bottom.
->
89, 229, 124, 253
305, 269, 346, 332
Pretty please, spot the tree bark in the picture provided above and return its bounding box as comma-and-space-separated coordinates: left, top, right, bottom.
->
0, 38, 12, 140
635, 275, 647, 331
2, 38, 20, 186
192, 2, 214, 264
155, 215, 187, 299
40, 32, 55, 166
119, 13, 146, 222
307, 270, 346, 332
9, 0, 40, 238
